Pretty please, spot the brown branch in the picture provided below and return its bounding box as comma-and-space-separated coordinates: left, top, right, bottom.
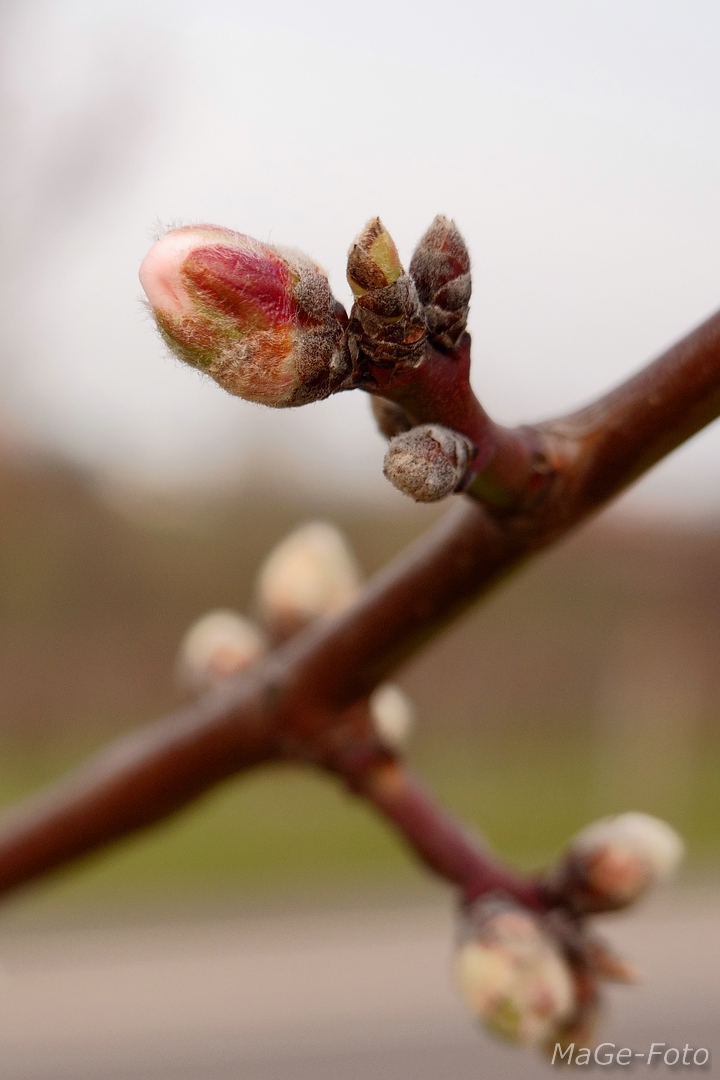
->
342, 758, 544, 910
356, 335, 545, 507
298, 697, 541, 909
0, 308, 719, 899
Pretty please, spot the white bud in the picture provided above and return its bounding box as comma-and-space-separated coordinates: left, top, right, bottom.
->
559, 812, 684, 909
177, 610, 267, 693
256, 521, 361, 634
369, 683, 415, 750
456, 901, 575, 1046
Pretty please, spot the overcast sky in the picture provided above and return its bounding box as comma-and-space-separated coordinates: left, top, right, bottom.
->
1, 0, 719, 515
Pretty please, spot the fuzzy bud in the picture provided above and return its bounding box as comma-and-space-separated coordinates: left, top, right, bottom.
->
383, 424, 472, 502
369, 683, 414, 751
409, 215, 471, 349
456, 899, 575, 1047
256, 521, 361, 637
177, 610, 268, 694
140, 225, 349, 408
548, 812, 684, 914
346, 218, 426, 368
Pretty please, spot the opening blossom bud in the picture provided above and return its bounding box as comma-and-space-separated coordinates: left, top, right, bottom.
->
456, 899, 575, 1047
548, 812, 684, 914
256, 521, 362, 637
383, 424, 472, 502
346, 218, 426, 367
177, 610, 268, 694
139, 225, 349, 407
409, 215, 472, 350
369, 684, 415, 751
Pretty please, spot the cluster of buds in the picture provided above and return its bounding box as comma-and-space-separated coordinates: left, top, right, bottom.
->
455, 811, 684, 1056
171, 540, 682, 1065
176, 522, 361, 692
546, 812, 684, 914
345, 213, 472, 368
256, 521, 415, 749
175, 522, 414, 752
139, 214, 483, 505
139, 213, 473, 393
455, 898, 575, 1047
139, 225, 349, 407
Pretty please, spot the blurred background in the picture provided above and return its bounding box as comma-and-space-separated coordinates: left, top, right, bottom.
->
0, 2, 719, 1076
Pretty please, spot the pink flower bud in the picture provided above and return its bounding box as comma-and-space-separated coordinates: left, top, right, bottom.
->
456, 899, 575, 1047
548, 812, 684, 913
177, 610, 267, 693
140, 225, 349, 407
383, 424, 472, 502
256, 521, 362, 638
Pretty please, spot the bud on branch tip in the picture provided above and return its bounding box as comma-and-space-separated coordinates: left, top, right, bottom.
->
140, 225, 349, 408
347, 218, 426, 368
409, 215, 471, 350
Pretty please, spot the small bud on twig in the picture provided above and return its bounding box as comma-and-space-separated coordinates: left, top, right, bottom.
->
177, 610, 268, 694
369, 683, 414, 750
139, 225, 349, 407
347, 218, 426, 368
383, 424, 472, 502
409, 215, 471, 349
548, 812, 684, 913
456, 898, 575, 1047
370, 396, 413, 440
256, 521, 362, 638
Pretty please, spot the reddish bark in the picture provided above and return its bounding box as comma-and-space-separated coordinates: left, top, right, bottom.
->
0, 309, 718, 902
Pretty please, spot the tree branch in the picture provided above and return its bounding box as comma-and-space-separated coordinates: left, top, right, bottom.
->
341, 758, 544, 910
0, 308, 719, 899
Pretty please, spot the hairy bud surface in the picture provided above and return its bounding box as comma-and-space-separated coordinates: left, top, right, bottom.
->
140, 225, 349, 407
383, 424, 472, 502
347, 218, 426, 367
409, 215, 471, 349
